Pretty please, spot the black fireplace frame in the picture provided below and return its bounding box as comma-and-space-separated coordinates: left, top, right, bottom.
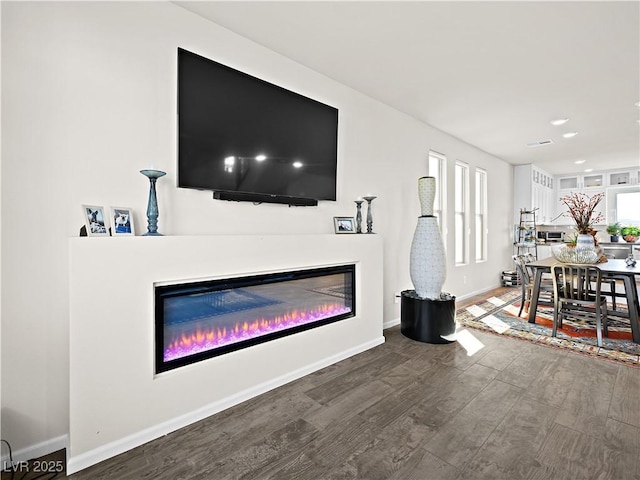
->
155, 264, 356, 373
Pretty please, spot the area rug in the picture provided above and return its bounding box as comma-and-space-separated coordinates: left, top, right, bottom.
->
456, 288, 640, 367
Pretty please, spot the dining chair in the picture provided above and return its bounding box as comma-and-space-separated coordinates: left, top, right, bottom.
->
551, 263, 609, 347
512, 254, 554, 317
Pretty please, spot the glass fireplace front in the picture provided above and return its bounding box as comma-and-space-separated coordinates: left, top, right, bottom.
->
155, 264, 355, 373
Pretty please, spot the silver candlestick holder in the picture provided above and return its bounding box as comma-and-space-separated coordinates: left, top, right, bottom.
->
354, 200, 364, 233
140, 169, 166, 236
362, 196, 377, 233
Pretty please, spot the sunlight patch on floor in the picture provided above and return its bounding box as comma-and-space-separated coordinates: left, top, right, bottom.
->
454, 328, 485, 356
466, 305, 487, 317
503, 304, 521, 316
481, 315, 510, 334
487, 296, 506, 307
465, 304, 511, 334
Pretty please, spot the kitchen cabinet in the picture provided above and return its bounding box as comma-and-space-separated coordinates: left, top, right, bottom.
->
553, 168, 638, 226
557, 173, 604, 190
609, 171, 631, 186
583, 173, 605, 188
514, 164, 555, 225
558, 176, 578, 190
608, 169, 639, 186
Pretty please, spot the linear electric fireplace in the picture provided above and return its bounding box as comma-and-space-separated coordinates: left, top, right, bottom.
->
155, 264, 355, 373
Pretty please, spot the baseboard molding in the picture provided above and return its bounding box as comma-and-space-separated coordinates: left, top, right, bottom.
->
67, 336, 385, 475
456, 284, 504, 302
383, 317, 400, 329
383, 284, 503, 331
1, 434, 68, 465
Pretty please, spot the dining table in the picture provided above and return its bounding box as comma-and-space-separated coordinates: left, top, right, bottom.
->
527, 257, 640, 343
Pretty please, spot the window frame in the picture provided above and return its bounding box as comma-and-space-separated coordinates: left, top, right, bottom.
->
428, 151, 447, 227
475, 168, 488, 263
455, 161, 469, 266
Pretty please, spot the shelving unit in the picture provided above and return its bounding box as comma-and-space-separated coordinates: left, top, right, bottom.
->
515, 209, 538, 259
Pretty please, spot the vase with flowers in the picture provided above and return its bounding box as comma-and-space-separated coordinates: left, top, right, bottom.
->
560, 191, 605, 248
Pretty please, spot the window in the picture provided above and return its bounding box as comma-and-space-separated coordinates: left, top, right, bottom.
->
606, 186, 640, 225
616, 191, 640, 224
475, 169, 488, 262
455, 162, 469, 265
428, 151, 446, 228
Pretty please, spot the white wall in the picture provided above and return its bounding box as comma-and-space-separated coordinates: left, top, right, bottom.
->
68, 234, 383, 472
1, 1, 514, 457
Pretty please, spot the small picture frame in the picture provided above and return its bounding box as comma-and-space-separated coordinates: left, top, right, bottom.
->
81, 205, 109, 237
110, 207, 135, 236
334, 216, 356, 234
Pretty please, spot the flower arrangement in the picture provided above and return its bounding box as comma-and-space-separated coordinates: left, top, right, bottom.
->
560, 192, 605, 234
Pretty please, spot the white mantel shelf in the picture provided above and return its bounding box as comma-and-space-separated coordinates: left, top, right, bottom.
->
68, 234, 384, 474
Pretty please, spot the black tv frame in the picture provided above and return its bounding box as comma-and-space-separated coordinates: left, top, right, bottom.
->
177, 48, 338, 206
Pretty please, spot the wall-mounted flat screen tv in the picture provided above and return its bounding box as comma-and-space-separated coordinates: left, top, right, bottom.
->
177, 48, 339, 206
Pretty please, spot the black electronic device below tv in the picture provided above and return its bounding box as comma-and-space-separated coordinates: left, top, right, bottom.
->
177, 48, 339, 206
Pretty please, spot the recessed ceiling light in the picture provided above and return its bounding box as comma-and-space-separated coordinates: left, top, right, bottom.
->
562, 132, 579, 138
635, 101, 640, 107
550, 118, 569, 126
574, 159, 586, 164
584, 168, 594, 172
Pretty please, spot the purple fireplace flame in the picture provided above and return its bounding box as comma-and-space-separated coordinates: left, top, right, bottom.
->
155, 265, 355, 373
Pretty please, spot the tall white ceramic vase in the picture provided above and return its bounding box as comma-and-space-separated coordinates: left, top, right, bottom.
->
410, 176, 447, 299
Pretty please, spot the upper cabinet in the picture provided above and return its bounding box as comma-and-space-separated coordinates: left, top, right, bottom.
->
515, 166, 638, 227
608, 169, 638, 186
558, 176, 578, 190
513, 164, 555, 225
558, 169, 638, 190
554, 168, 637, 225
557, 173, 605, 190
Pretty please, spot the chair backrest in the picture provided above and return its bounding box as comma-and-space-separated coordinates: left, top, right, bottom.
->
512, 255, 532, 285
551, 263, 602, 301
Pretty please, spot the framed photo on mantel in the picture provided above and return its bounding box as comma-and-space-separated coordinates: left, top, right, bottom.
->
110, 207, 135, 236
334, 216, 356, 234
81, 205, 109, 237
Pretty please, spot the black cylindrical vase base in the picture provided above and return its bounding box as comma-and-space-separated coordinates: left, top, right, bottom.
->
400, 290, 456, 344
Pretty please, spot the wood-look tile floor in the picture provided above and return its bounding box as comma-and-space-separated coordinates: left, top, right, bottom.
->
7, 290, 640, 480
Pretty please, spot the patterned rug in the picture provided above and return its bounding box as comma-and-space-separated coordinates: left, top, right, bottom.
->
456, 288, 640, 367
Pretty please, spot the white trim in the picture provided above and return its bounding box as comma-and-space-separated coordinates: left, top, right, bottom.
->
383, 317, 400, 329
1, 435, 68, 465
456, 284, 504, 301
386, 284, 503, 332
67, 336, 384, 475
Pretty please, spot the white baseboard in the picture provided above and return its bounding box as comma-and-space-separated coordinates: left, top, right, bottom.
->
456, 283, 504, 301
67, 336, 385, 475
383, 317, 400, 329
383, 284, 504, 331
1, 434, 68, 465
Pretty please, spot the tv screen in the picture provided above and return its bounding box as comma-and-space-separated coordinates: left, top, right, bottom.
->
177, 48, 338, 204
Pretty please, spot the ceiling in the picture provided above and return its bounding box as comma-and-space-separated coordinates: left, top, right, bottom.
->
175, 1, 640, 176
